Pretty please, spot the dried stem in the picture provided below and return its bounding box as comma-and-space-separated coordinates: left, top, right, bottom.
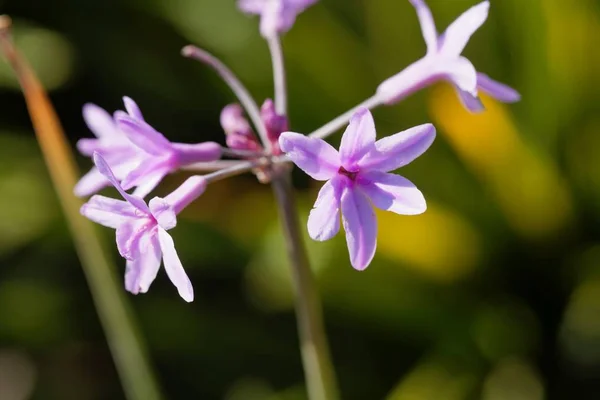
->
271, 170, 340, 400
0, 15, 162, 400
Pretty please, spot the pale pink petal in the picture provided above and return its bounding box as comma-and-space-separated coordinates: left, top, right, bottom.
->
445, 56, 478, 96
358, 171, 426, 215
149, 197, 177, 230
339, 108, 377, 170
116, 219, 151, 260
115, 112, 172, 156
125, 232, 162, 295
477, 72, 521, 103
409, 0, 438, 54
307, 176, 346, 241
359, 123, 436, 172
279, 132, 340, 180
82, 103, 118, 138
76, 138, 99, 156
376, 58, 438, 104
80, 195, 136, 229
123, 96, 144, 120
171, 142, 222, 165
74, 167, 110, 197
131, 169, 169, 199
238, 0, 265, 14
455, 87, 486, 112
120, 157, 170, 192
93, 153, 150, 213
164, 176, 207, 214
158, 228, 194, 302
439, 1, 489, 57
341, 186, 377, 271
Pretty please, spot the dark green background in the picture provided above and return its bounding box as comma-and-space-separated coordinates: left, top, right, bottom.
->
0, 0, 599, 399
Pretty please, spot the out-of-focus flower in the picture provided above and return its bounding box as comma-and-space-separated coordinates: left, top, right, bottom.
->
377, 0, 520, 112
221, 103, 262, 152
260, 99, 288, 153
74, 98, 149, 197
114, 105, 221, 197
279, 108, 435, 270
80, 153, 206, 302
238, 0, 318, 38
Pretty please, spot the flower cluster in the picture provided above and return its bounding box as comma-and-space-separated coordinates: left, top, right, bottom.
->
76, 0, 519, 301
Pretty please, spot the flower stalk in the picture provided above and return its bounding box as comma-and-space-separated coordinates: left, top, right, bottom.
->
271, 169, 340, 400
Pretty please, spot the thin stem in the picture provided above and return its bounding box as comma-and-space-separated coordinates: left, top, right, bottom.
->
267, 35, 287, 116
0, 16, 162, 400
181, 45, 270, 146
182, 160, 246, 172
271, 170, 340, 400
309, 95, 383, 139
203, 157, 269, 184
220, 146, 266, 159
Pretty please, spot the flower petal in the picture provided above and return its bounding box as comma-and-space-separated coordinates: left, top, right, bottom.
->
74, 167, 110, 197
158, 228, 194, 302
116, 219, 150, 260
83, 103, 118, 138
409, 0, 438, 54
129, 169, 168, 199
279, 132, 340, 180
93, 152, 150, 213
80, 195, 137, 229
121, 157, 170, 193
124, 232, 162, 295
123, 96, 144, 120
359, 123, 436, 172
455, 87, 486, 113
149, 197, 177, 230
359, 171, 426, 215
445, 56, 478, 96
307, 176, 346, 241
376, 58, 437, 104
339, 108, 376, 170
439, 1, 489, 57
477, 72, 521, 103
341, 186, 377, 271
115, 112, 172, 156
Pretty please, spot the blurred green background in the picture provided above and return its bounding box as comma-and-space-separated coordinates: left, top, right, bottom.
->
0, 0, 599, 398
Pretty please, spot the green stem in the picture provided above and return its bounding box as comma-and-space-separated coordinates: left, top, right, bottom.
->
271, 169, 340, 400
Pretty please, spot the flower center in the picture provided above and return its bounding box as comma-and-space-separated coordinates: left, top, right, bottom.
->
338, 166, 358, 180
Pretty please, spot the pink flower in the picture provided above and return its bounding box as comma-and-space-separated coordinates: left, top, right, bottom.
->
76, 97, 222, 199
74, 98, 150, 197
114, 108, 221, 198
377, 0, 520, 112
220, 103, 262, 152
238, 0, 318, 38
80, 153, 207, 302
279, 108, 435, 270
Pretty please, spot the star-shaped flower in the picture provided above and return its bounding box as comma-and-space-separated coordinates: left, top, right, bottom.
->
279, 109, 435, 270
238, 0, 318, 38
377, 0, 520, 112
80, 153, 206, 302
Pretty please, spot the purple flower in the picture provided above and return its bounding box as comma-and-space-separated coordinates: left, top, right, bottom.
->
279, 108, 435, 270
114, 105, 222, 197
376, 0, 520, 112
238, 0, 318, 38
80, 153, 207, 301
74, 98, 150, 197
220, 103, 262, 152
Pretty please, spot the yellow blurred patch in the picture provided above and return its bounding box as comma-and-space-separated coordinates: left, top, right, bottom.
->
429, 84, 574, 240
377, 201, 480, 283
